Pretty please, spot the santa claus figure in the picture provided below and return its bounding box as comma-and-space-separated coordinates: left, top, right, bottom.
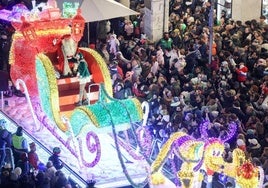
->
236, 62, 248, 82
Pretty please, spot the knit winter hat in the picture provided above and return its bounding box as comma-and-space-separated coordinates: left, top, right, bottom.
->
237, 139, 246, 151
237, 139, 245, 147
247, 129, 255, 135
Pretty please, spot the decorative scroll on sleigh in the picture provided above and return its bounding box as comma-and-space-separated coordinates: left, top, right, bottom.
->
69, 84, 144, 167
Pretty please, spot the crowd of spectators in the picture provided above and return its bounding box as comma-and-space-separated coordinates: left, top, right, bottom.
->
0, 121, 72, 188
95, 0, 268, 186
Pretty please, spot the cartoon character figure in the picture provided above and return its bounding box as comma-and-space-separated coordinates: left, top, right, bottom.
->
150, 132, 225, 188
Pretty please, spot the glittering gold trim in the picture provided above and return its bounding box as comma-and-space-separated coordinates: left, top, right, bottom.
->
35, 28, 71, 36
222, 148, 246, 178
10, 28, 71, 65
9, 33, 18, 65
204, 141, 224, 172
151, 132, 187, 173
79, 48, 113, 96
37, 54, 68, 132
76, 107, 100, 127
131, 98, 143, 119
12, 28, 71, 39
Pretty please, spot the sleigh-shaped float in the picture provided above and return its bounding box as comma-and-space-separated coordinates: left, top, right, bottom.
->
6, 1, 150, 179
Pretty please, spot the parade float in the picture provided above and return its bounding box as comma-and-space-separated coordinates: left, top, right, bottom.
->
150, 131, 264, 188
1, 1, 152, 187
0, 0, 265, 187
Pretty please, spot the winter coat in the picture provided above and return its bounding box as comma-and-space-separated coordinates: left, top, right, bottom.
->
48, 154, 63, 170
236, 65, 248, 82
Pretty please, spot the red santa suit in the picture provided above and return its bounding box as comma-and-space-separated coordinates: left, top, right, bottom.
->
236, 63, 248, 82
